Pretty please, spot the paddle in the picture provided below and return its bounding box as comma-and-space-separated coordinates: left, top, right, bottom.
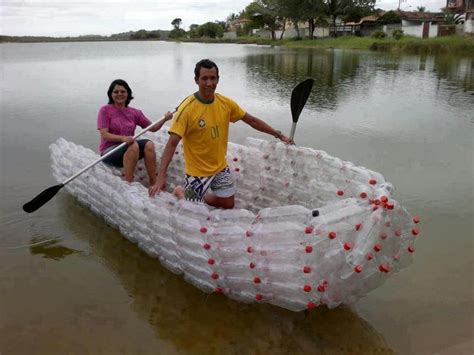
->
289, 78, 314, 141
22, 112, 174, 213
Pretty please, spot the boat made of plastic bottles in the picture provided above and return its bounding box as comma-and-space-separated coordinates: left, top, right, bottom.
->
50, 131, 420, 311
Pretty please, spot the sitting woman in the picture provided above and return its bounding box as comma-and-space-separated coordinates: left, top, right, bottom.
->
97, 79, 173, 195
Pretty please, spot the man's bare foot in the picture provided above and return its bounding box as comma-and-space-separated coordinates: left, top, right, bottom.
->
173, 185, 184, 200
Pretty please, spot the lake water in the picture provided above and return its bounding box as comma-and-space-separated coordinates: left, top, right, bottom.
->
1, 41, 473, 354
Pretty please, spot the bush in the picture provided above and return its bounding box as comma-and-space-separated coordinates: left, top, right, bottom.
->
392, 28, 404, 40
169, 28, 186, 39
371, 30, 386, 39
197, 22, 224, 39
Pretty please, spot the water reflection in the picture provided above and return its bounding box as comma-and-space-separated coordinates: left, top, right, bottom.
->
245, 49, 473, 113
246, 49, 362, 111
58, 194, 393, 354
431, 55, 473, 92
29, 237, 81, 261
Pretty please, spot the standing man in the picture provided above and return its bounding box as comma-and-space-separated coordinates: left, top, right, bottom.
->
150, 59, 292, 208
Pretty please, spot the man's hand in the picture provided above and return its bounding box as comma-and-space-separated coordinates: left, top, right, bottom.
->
241, 113, 295, 145
149, 175, 166, 197
275, 131, 294, 145
150, 133, 181, 197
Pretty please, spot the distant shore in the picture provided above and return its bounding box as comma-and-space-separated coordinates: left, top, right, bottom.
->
2, 34, 473, 55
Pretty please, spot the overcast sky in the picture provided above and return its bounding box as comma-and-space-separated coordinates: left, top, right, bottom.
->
1, 0, 448, 37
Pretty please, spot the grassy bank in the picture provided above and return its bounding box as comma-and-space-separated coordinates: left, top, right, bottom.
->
368, 35, 474, 55
279, 35, 474, 55
180, 35, 474, 55
283, 36, 375, 49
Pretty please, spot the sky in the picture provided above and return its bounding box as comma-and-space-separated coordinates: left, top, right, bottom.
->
1, 0, 448, 37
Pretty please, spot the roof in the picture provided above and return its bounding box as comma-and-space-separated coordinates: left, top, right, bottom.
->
345, 15, 380, 26
398, 11, 445, 22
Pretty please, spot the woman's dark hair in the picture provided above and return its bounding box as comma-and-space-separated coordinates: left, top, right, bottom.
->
107, 79, 134, 106
194, 59, 219, 79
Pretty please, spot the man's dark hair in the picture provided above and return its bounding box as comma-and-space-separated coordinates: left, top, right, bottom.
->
194, 59, 219, 79
107, 79, 134, 107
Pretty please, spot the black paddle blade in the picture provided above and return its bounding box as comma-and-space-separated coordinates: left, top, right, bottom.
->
291, 79, 314, 123
22, 184, 64, 213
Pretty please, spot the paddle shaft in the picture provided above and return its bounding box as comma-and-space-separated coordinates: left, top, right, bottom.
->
289, 122, 297, 142
62, 112, 174, 186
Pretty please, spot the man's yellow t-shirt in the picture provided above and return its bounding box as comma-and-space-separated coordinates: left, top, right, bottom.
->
169, 93, 246, 177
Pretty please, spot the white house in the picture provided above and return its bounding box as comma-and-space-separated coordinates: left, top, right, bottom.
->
399, 11, 445, 38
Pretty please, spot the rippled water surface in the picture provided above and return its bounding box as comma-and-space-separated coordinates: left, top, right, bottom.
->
1, 41, 473, 354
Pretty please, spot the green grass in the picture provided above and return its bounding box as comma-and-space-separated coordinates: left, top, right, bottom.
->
177, 35, 474, 55
283, 36, 376, 49
285, 35, 474, 55
369, 35, 474, 55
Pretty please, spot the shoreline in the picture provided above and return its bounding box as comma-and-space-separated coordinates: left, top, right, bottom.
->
1, 35, 473, 55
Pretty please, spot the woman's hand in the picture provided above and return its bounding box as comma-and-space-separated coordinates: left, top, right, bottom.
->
149, 112, 173, 133
122, 136, 134, 145
164, 111, 174, 121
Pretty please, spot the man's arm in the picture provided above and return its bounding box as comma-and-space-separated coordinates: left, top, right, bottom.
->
149, 133, 181, 197
241, 113, 293, 144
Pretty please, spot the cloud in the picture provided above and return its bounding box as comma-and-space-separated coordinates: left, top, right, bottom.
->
0, 0, 251, 36
0, 0, 448, 37
376, 0, 446, 11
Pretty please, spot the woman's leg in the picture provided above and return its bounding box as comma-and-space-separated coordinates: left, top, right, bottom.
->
122, 142, 139, 182
102, 144, 127, 168
143, 141, 157, 186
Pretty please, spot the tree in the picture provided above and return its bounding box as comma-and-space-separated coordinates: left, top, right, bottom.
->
277, 0, 307, 39
344, 1, 375, 23
169, 18, 186, 38
188, 24, 200, 38
197, 22, 225, 38
171, 18, 182, 30
130, 29, 147, 40
444, 12, 464, 24
169, 29, 186, 38
321, 0, 375, 37
225, 12, 240, 31
130, 29, 161, 40
243, 0, 282, 40
303, 0, 327, 39
416, 6, 426, 13
226, 13, 239, 22
378, 10, 402, 24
